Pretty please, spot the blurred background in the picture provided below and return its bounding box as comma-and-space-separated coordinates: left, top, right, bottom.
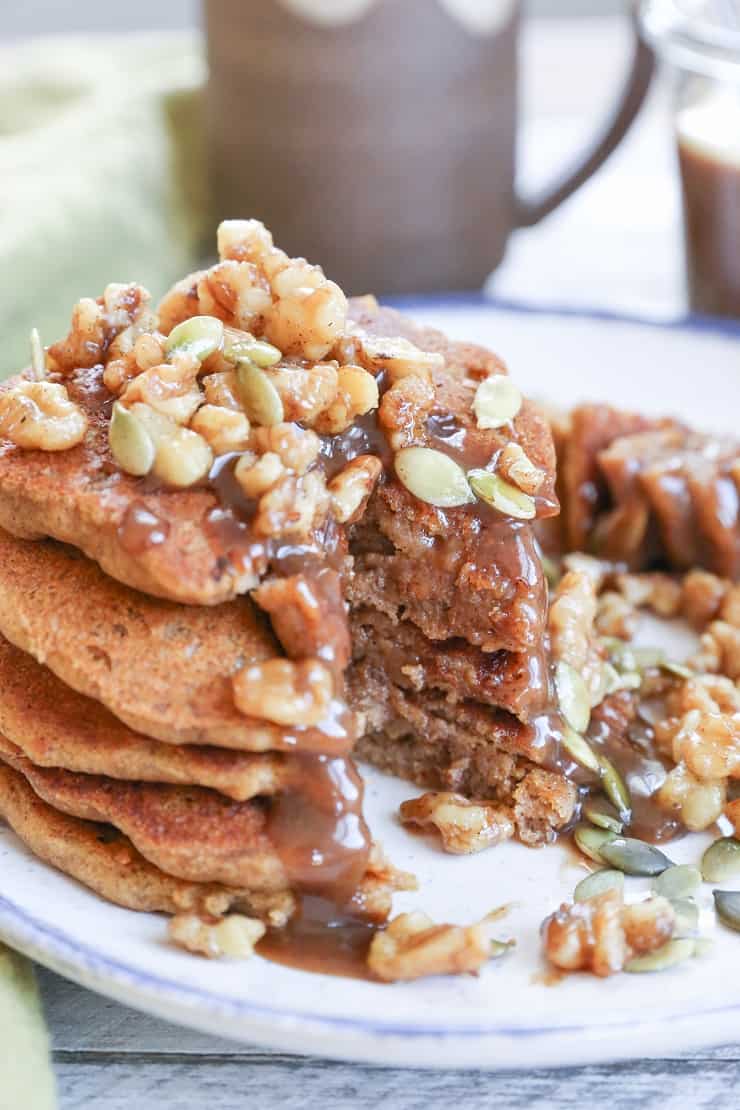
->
1, 0, 722, 375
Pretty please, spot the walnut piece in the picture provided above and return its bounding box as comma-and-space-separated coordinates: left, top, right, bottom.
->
399, 792, 514, 854
367, 911, 494, 982
0, 381, 88, 451
232, 657, 334, 727
169, 913, 265, 959
328, 454, 383, 524
497, 442, 545, 495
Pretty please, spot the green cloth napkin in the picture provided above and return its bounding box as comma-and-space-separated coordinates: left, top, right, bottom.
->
0, 32, 208, 379
0, 945, 56, 1109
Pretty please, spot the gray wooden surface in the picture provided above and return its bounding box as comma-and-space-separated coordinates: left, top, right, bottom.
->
38, 969, 740, 1109
9, 14, 729, 1109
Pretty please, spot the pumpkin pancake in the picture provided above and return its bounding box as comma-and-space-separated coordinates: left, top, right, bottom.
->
0, 529, 355, 754
0, 758, 293, 921
0, 636, 292, 801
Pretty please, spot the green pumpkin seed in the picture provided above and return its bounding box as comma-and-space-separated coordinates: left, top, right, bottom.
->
599, 756, 632, 820
701, 838, 740, 883
467, 470, 536, 520
108, 402, 156, 477
660, 660, 694, 680
555, 661, 591, 734
489, 938, 516, 959
653, 865, 702, 901
236, 361, 284, 427
574, 824, 617, 864
561, 727, 601, 774
583, 795, 623, 834
625, 937, 696, 974
713, 889, 740, 932
29, 327, 45, 380
224, 334, 282, 367
394, 447, 475, 508
165, 315, 224, 362
599, 837, 674, 877
671, 898, 700, 935
603, 639, 665, 675
574, 868, 624, 902
473, 375, 522, 429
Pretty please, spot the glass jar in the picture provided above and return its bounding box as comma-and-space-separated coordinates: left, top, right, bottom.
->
641, 0, 740, 317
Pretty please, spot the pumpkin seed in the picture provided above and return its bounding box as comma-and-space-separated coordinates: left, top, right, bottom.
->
561, 727, 601, 774
108, 402, 156, 477
625, 937, 696, 974
393, 447, 475, 508
489, 938, 516, 959
473, 375, 522, 429
603, 639, 665, 674
583, 795, 623, 834
555, 661, 591, 734
599, 756, 632, 820
671, 898, 700, 935
467, 469, 536, 520
29, 327, 45, 380
574, 868, 624, 902
713, 889, 740, 932
701, 838, 740, 883
574, 824, 617, 864
660, 660, 694, 680
599, 837, 674, 877
236, 361, 284, 427
224, 333, 282, 367
653, 864, 702, 901
165, 315, 224, 362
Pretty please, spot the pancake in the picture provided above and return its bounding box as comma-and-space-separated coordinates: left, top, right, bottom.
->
0, 636, 291, 800
0, 529, 354, 754
0, 759, 293, 920
0, 734, 284, 891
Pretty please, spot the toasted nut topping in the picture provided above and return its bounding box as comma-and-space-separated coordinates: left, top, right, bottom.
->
473, 375, 522, 429
268, 361, 339, 424
203, 369, 242, 411
358, 335, 444, 383
120, 355, 204, 425
234, 451, 284, 498
497, 442, 545, 494
233, 657, 334, 727
0, 381, 88, 451
656, 761, 726, 831
237, 361, 284, 427
467, 469, 536, 519
169, 913, 265, 959
378, 374, 435, 451
313, 364, 379, 435
190, 405, 251, 455
561, 727, 601, 773
252, 423, 320, 474
328, 454, 383, 523
399, 792, 515, 854
109, 402, 156, 476
29, 327, 46, 380
395, 447, 475, 508
223, 328, 282, 367
154, 426, 213, 487
549, 571, 598, 673
165, 315, 224, 362
367, 911, 495, 982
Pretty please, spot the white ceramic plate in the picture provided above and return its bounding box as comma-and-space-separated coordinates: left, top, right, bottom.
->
2, 302, 740, 1071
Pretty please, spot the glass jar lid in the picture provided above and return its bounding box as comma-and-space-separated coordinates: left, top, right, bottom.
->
640, 0, 740, 80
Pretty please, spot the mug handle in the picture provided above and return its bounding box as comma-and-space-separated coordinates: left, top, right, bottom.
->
515, 11, 655, 228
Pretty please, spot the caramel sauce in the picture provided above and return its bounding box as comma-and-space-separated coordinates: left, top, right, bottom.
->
118, 503, 171, 555
257, 896, 376, 981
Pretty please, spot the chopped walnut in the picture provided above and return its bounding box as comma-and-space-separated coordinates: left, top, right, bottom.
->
691, 621, 740, 680
656, 758, 726, 830
235, 451, 284, 498
169, 913, 265, 959
543, 890, 675, 978
616, 572, 683, 618
119, 352, 203, 425
561, 552, 612, 591
497, 442, 545, 495
349, 842, 418, 923
356, 334, 444, 383
232, 657, 334, 727
595, 590, 639, 640
682, 569, 727, 629
378, 374, 435, 452
252, 422, 320, 474
0, 381, 88, 451
367, 911, 493, 982
48, 283, 151, 374
548, 570, 598, 673
268, 362, 339, 424
190, 405, 251, 455
399, 792, 514, 854
328, 454, 383, 524
313, 364, 379, 435
203, 369, 243, 411
253, 470, 330, 539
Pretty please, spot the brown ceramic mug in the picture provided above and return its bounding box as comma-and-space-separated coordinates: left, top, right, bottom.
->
205, 0, 654, 294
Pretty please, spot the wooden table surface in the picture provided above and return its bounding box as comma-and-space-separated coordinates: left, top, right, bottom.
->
24, 15, 740, 1110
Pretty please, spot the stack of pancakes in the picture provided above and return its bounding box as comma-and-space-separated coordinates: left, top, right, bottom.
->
0, 224, 578, 943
